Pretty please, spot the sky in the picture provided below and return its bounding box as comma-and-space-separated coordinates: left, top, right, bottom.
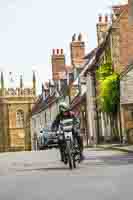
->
0, 0, 128, 93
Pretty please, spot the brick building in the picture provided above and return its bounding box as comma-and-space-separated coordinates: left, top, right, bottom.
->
70, 33, 85, 68
96, 1, 133, 73
92, 0, 133, 144
110, 1, 133, 73
118, 0, 133, 143
31, 34, 87, 148
120, 64, 133, 143
52, 49, 66, 81
51, 34, 85, 81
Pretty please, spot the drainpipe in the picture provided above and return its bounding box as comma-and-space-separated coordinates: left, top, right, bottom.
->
93, 72, 100, 145
119, 104, 123, 144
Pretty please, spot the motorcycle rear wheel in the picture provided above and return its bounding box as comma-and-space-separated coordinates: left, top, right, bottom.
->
66, 140, 73, 170
73, 157, 76, 168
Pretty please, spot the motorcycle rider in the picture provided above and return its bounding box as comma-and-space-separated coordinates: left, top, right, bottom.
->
51, 102, 84, 162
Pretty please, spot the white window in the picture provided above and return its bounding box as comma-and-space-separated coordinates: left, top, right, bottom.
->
16, 110, 24, 128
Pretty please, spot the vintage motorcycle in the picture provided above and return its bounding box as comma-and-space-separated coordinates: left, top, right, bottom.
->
57, 120, 81, 169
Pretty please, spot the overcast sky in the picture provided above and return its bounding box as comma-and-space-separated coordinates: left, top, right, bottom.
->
0, 0, 127, 92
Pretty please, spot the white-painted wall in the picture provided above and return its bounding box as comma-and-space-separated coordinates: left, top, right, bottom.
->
30, 100, 60, 150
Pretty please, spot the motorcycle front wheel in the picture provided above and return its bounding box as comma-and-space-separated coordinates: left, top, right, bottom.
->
66, 140, 73, 170
73, 157, 76, 168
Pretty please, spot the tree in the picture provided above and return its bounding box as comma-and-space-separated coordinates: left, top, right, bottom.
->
96, 63, 120, 140
98, 74, 120, 113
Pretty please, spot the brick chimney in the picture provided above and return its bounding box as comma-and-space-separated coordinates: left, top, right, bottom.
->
129, 0, 133, 25
105, 15, 108, 23
51, 49, 66, 80
70, 33, 85, 68
98, 14, 102, 23
97, 14, 110, 45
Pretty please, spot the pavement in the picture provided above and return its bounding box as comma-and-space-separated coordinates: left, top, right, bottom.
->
97, 143, 133, 153
0, 148, 133, 199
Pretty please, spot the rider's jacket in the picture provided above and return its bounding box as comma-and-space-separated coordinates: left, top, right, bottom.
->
51, 111, 80, 135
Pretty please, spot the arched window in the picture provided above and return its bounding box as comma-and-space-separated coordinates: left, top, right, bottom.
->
16, 110, 24, 128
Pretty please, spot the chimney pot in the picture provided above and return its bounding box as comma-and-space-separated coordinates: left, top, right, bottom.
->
53, 49, 55, 55
57, 49, 59, 54
98, 14, 102, 23
105, 15, 108, 23
61, 49, 63, 54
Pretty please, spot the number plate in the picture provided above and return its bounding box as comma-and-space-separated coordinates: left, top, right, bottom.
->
64, 132, 73, 139
59, 135, 63, 140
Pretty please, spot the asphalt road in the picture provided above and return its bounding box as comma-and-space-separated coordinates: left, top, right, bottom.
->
0, 148, 133, 200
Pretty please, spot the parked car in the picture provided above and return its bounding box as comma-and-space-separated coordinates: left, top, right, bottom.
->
37, 128, 58, 150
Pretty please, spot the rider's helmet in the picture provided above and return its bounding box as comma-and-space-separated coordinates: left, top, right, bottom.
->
59, 102, 69, 113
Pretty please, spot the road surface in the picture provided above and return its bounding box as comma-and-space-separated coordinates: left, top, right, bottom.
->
0, 148, 133, 200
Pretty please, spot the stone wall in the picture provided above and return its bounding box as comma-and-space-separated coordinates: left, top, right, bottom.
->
121, 67, 133, 104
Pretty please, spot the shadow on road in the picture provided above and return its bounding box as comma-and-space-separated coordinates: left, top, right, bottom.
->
16, 166, 72, 172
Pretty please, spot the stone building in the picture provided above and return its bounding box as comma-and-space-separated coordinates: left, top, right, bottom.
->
30, 82, 70, 150
31, 92, 59, 150
70, 94, 87, 146
112, 0, 133, 143
96, 1, 133, 73
30, 33, 87, 149
83, 1, 133, 145
0, 72, 36, 152
83, 45, 107, 145
120, 64, 133, 144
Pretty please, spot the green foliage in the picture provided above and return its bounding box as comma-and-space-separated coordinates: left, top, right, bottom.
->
96, 62, 112, 80
97, 63, 120, 114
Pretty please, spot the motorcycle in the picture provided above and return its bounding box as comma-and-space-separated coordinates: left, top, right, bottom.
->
57, 122, 81, 170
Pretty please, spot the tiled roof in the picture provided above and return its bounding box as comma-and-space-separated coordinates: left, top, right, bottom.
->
112, 4, 128, 24
112, 4, 128, 12
83, 28, 112, 76
31, 85, 68, 116
84, 48, 97, 60
31, 92, 57, 115
70, 93, 86, 110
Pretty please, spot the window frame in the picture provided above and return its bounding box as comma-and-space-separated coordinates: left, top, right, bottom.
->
16, 109, 24, 128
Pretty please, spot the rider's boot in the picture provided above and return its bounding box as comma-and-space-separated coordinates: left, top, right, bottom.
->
59, 148, 64, 162
60, 153, 64, 162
